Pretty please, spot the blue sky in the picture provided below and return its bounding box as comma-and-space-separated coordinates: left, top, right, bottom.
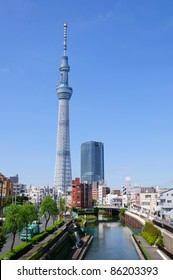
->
1, 0, 173, 189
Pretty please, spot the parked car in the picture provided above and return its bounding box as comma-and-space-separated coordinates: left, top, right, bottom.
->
20, 221, 41, 241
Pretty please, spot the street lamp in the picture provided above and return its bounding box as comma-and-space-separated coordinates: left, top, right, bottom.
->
0, 178, 4, 217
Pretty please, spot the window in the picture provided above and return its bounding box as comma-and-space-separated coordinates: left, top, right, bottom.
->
145, 195, 151, 198
167, 200, 172, 203
142, 202, 150, 205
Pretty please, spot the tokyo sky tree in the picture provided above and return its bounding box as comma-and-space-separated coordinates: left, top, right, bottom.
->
53, 23, 73, 197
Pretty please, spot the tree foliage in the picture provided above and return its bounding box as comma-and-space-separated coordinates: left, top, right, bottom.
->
3, 203, 38, 250
3, 204, 22, 251
5, 195, 29, 206
119, 208, 126, 216
58, 198, 66, 212
40, 195, 59, 230
20, 203, 38, 241
0, 226, 7, 252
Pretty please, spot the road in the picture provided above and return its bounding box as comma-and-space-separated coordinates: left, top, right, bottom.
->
0, 216, 55, 256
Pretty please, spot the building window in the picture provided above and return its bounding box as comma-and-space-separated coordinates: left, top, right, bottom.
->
142, 202, 150, 205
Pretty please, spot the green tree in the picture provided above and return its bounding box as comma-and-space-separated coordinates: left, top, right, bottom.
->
0, 226, 7, 252
16, 195, 29, 205
5, 195, 29, 206
58, 197, 66, 212
40, 195, 59, 230
119, 208, 126, 216
3, 204, 22, 251
19, 203, 38, 241
5, 195, 13, 206
92, 199, 97, 206
20, 203, 38, 226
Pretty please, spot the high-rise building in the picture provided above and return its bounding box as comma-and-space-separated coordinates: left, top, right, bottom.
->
53, 23, 73, 197
81, 141, 104, 183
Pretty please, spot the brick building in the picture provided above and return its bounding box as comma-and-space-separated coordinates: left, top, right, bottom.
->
0, 173, 13, 212
71, 178, 92, 208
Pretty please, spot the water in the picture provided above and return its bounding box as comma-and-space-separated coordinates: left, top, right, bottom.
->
84, 215, 140, 260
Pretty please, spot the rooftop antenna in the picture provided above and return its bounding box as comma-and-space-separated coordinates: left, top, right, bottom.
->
63, 22, 67, 56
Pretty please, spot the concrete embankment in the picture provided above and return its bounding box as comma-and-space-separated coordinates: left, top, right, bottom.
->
70, 235, 93, 260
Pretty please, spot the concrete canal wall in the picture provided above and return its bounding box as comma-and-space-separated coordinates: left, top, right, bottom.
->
121, 211, 145, 231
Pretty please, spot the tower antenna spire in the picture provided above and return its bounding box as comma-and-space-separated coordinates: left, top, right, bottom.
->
63, 22, 67, 56
54, 22, 73, 197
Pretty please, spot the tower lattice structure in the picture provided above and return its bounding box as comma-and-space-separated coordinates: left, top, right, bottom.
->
53, 23, 73, 197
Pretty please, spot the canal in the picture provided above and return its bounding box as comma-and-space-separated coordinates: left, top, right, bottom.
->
84, 215, 140, 260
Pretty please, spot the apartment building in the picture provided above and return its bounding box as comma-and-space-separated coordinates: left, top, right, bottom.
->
159, 188, 173, 214
71, 178, 92, 208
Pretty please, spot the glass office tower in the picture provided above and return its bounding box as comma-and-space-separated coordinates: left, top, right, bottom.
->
81, 141, 104, 183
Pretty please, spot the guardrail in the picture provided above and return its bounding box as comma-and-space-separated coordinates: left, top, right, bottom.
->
153, 219, 173, 234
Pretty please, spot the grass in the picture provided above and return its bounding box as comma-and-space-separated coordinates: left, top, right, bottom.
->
139, 244, 152, 260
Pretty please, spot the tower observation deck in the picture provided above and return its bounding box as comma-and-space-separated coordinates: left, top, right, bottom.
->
53, 23, 73, 197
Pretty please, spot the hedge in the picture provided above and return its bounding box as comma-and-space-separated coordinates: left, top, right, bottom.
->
0, 241, 33, 260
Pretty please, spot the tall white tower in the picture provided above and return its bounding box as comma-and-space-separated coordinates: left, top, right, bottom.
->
53, 23, 73, 197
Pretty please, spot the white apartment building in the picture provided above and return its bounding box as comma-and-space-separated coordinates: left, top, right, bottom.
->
25, 186, 50, 206
98, 184, 107, 205
105, 194, 122, 207
140, 192, 158, 216
159, 188, 173, 215
122, 194, 128, 208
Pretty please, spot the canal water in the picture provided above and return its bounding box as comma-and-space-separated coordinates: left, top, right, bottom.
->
84, 215, 140, 260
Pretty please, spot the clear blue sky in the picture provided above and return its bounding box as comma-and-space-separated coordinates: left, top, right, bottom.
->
1, 0, 173, 189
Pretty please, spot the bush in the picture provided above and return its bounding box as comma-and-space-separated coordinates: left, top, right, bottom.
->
142, 222, 162, 245
86, 215, 97, 221
46, 219, 64, 233
55, 219, 64, 227
31, 232, 48, 243
46, 225, 56, 234
156, 236, 164, 247
142, 232, 156, 245
0, 241, 33, 260
77, 217, 83, 222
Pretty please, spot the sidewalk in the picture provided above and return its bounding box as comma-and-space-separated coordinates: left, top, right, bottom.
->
136, 235, 170, 260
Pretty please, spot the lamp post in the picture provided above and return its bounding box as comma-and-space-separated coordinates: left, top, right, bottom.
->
0, 178, 4, 217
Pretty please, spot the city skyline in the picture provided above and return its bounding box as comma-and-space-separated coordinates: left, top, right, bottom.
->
1, 1, 173, 189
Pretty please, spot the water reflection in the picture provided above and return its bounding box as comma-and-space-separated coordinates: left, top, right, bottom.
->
84, 216, 140, 260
